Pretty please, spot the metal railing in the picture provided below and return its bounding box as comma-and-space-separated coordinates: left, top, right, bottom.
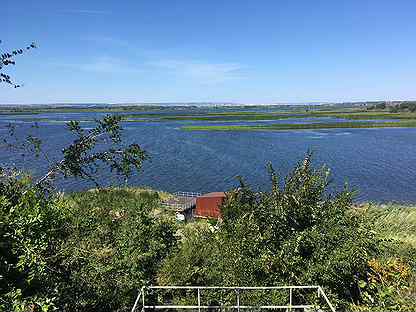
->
131, 286, 336, 312
162, 199, 197, 211
164, 201, 196, 211
162, 192, 201, 211
174, 191, 202, 198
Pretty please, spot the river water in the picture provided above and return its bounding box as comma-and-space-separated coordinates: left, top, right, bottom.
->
1, 108, 416, 203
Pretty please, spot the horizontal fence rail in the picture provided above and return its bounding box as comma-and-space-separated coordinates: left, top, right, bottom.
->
131, 285, 336, 312
163, 201, 196, 210
162, 192, 201, 212
174, 191, 202, 198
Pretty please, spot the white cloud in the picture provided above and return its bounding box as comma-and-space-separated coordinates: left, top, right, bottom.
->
149, 59, 245, 84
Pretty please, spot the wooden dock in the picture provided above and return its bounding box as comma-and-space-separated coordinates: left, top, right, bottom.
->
162, 191, 201, 212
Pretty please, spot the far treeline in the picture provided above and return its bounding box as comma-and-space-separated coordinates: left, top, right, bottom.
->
1, 100, 416, 114
0, 116, 415, 312
368, 101, 416, 112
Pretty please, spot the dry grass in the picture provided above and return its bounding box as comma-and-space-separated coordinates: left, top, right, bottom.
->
366, 203, 416, 251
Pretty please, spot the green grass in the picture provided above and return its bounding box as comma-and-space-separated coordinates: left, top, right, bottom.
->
159, 114, 305, 121
182, 120, 416, 131
165, 111, 416, 122
363, 202, 416, 310
120, 110, 416, 122
0, 111, 40, 115
4, 107, 416, 130
68, 187, 175, 219
367, 204, 416, 253
310, 111, 416, 120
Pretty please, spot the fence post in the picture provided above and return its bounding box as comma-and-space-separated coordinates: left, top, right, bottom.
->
236, 288, 240, 312
289, 287, 292, 311
198, 288, 201, 312
131, 290, 141, 312
318, 287, 336, 312
141, 287, 145, 312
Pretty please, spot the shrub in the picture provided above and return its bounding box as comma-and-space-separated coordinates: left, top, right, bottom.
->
57, 188, 177, 311
350, 204, 416, 310
160, 155, 381, 310
0, 176, 177, 312
0, 170, 68, 311
353, 258, 415, 311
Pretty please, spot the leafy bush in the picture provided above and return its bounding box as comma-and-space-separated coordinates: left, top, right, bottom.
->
0, 178, 177, 311
352, 258, 415, 311
0, 170, 68, 311
1, 114, 160, 311
159, 155, 381, 310
158, 222, 218, 286
350, 204, 416, 310
57, 188, 177, 312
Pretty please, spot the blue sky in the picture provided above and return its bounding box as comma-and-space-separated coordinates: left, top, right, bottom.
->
2, 0, 416, 104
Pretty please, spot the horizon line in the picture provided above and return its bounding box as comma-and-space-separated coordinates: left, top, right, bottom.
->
0, 99, 414, 107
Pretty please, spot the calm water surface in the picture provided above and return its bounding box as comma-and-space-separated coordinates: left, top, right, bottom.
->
1, 109, 416, 203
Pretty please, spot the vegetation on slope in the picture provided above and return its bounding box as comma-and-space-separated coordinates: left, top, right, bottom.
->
160, 158, 359, 308
2, 163, 416, 311
350, 204, 416, 311
368, 204, 416, 254
60, 188, 177, 311
1, 115, 415, 311
0, 181, 177, 312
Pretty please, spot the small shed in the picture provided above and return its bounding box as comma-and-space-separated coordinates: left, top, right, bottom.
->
195, 192, 226, 219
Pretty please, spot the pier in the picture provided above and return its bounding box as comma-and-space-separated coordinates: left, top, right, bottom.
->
162, 191, 201, 212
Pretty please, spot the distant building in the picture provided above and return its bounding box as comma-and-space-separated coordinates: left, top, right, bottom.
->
194, 192, 226, 219
165, 191, 226, 221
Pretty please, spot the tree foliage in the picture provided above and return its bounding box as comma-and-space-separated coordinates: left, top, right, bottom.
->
40, 115, 148, 189
0, 169, 68, 312
159, 155, 382, 310
58, 189, 177, 311
0, 116, 156, 311
0, 40, 37, 88
2, 115, 148, 191
0, 177, 177, 311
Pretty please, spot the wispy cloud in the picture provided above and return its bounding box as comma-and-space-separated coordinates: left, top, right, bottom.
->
149, 59, 245, 84
76, 36, 243, 84
56, 56, 140, 74
52, 53, 245, 84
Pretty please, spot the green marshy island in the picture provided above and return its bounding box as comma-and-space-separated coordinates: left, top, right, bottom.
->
7, 105, 416, 131
182, 120, 416, 131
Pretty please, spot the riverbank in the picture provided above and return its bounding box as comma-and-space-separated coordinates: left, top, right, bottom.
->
3, 181, 415, 311
91, 187, 416, 310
